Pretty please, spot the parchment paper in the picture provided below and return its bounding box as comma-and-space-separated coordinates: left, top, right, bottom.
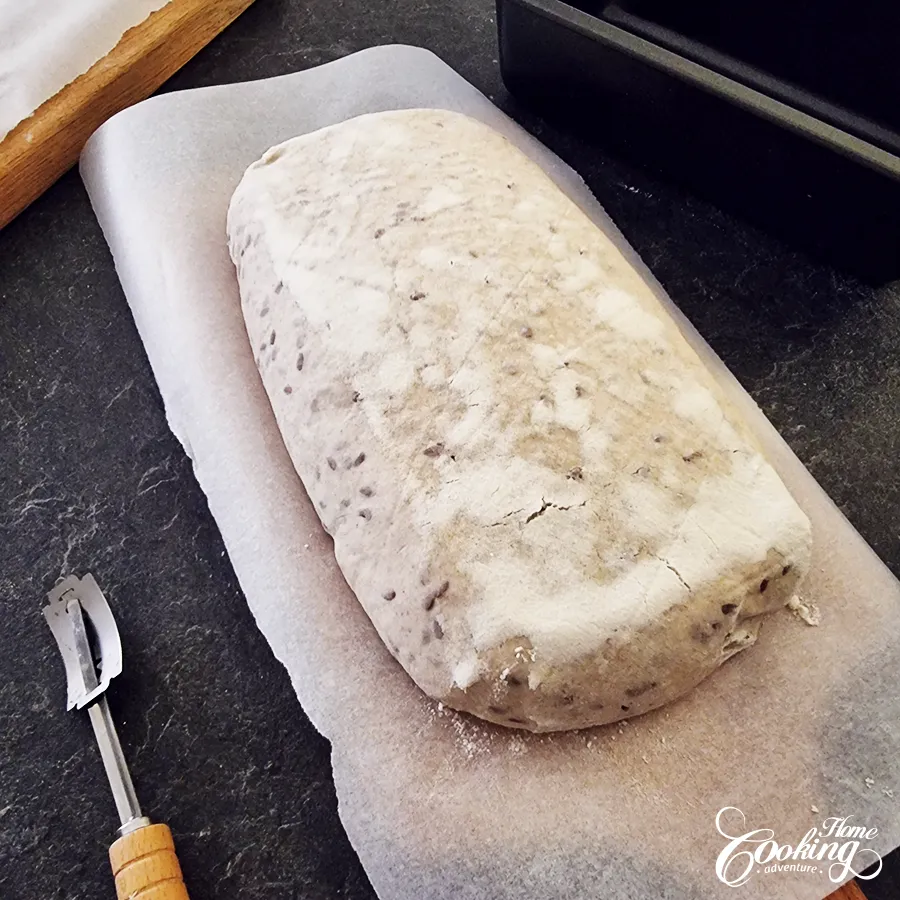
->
0, 0, 169, 140
79, 46, 900, 899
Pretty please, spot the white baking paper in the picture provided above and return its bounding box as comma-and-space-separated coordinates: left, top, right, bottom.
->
0, 0, 169, 141
79, 45, 900, 900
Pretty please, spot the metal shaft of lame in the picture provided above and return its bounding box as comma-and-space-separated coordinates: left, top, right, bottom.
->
87, 696, 144, 828
67, 598, 144, 829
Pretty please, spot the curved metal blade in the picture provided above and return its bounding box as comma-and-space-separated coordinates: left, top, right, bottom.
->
43, 573, 123, 710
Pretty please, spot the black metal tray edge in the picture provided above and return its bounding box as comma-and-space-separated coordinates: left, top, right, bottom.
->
500, 0, 900, 183
601, 2, 900, 158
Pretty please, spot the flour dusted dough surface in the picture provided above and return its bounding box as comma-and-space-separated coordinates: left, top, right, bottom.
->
227, 109, 812, 732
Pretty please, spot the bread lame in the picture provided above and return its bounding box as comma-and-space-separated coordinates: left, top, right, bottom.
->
43, 574, 190, 900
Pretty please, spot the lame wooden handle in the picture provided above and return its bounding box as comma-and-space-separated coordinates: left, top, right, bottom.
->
109, 823, 189, 900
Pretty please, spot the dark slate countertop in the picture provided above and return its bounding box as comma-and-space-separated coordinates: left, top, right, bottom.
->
1, 1, 898, 897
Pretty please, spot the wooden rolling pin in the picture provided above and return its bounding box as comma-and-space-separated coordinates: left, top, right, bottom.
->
0, 0, 254, 230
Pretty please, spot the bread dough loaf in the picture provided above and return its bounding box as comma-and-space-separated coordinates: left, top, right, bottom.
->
227, 109, 812, 732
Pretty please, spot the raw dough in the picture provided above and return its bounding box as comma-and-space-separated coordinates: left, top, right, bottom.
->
226, 109, 812, 732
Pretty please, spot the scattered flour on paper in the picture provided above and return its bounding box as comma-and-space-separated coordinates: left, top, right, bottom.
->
429, 699, 493, 760
507, 736, 527, 756
428, 700, 597, 760
426, 699, 631, 760
787, 594, 822, 627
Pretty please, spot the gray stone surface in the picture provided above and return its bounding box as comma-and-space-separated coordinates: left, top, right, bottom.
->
0, 0, 897, 897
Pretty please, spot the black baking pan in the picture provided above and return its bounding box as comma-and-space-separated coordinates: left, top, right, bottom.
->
496, 0, 900, 282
